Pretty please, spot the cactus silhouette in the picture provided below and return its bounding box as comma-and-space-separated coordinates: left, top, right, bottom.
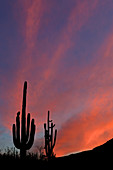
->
12, 81, 36, 159
44, 111, 57, 159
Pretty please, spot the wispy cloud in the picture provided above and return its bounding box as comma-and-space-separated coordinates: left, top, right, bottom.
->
55, 29, 113, 156
1, 0, 113, 157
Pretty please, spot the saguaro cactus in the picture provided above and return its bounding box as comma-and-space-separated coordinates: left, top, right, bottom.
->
12, 81, 36, 159
44, 111, 57, 159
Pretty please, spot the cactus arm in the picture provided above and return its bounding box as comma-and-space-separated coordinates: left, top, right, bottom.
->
16, 112, 20, 142
45, 131, 48, 155
48, 111, 49, 136
26, 113, 30, 142
12, 124, 21, 149
52, 129, 57, 149
44, 123, 46, 131
44, 123, 47, 144
51, 123, 53, 149
25, 119, 35, 150
12, 124, 16, 144
44, 123, 48, 154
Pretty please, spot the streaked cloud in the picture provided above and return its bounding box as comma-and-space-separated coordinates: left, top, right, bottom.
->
1, 0, 113, 157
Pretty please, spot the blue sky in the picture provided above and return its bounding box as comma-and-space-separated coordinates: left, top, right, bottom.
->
1, 0, 113, 156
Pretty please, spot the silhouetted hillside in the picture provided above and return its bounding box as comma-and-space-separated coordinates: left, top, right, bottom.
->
58, 137, 113, 160
54, 138, 113, 168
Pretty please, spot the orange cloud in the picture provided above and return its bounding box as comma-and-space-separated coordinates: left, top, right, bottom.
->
2, 0, 113, 157
1, 0, 45, 129
54, 29, 113, 157
55, 103, 113, 157
25, 0, 99, 107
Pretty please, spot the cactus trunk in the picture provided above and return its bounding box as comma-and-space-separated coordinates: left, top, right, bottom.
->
44, 111, 57, 159
20, 149, 26, 159
12, 81, 36, 159
21, 81, 27, 144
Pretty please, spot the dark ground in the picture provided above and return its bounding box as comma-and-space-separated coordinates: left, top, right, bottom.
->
1, 138, 113, 169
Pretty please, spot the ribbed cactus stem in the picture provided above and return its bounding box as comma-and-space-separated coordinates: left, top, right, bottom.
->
51, 122, 53, 149
12, 81, 36, 159
21, 81, 27, 143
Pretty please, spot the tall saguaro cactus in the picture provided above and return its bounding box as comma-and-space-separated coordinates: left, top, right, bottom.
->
44, 111, 57, 159
12, 81, 36, 159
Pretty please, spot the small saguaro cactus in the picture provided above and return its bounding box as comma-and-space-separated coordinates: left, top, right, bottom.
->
44, 111, 57, 159
12, 81, 36, 159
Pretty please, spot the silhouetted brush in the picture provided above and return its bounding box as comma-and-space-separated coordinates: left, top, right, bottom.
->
44, 111, 57, 159
12, 81, 36, 159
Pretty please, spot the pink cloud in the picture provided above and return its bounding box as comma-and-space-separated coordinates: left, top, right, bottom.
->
1, 0, 113, 158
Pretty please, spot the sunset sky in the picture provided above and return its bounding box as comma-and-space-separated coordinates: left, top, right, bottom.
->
1, 0, 113, 157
